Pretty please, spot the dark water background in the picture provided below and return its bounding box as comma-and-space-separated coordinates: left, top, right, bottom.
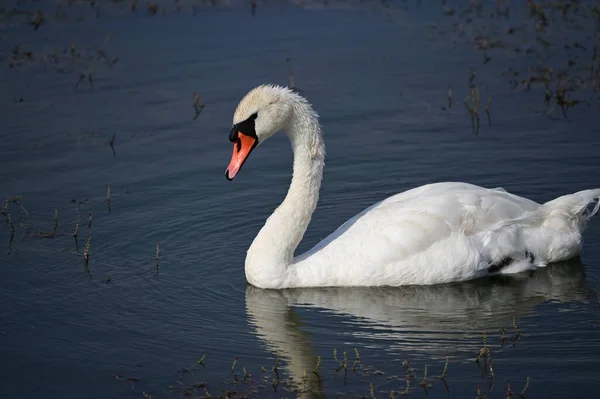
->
1, 1, 600, 398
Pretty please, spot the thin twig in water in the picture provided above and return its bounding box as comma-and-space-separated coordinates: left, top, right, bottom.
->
231, 357, 238, 374
155, 241, 160, 274
88, 63, 94, 91
468, 67, 476, 87
84, 237, 91, 262
520, 377, 531, 396
193, 92, 205, 120
436, 357, 449, 380
242, 367, 251, 382
352, 348, 361, 372
273, 354, 279, 372
197, 353, 206, 367
109, 133, 116, 156
74, 73, 85, 91
419, 365, 430, 391
1, 197, 8, 218
271, 355, 280, 392
97, 35, 117, 68
53, 207, 58, 236
312, 356, 322, 379
498, 329, 507, 350
476, 330, 492, 377
513, 317, 522, 343
106, 184, 111, 213
403, 375, 410, 395
7, 214, 15, 250
83, 236, 92, 279
73, 223, 79, 251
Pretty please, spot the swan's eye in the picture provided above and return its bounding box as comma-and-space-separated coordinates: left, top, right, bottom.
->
250, 112, 258, 120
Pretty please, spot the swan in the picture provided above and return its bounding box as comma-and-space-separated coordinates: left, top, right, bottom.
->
225, 84, 600, 289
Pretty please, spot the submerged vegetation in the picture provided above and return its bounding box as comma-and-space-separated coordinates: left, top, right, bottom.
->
2, 0, 599, 131
113, 320, 531, 398
435, 0, 600, 122
0, 188, 159, 282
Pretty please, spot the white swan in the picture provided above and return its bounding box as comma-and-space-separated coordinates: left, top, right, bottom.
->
225, 84, 600, 289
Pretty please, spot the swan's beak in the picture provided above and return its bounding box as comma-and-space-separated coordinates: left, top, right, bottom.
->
225, 132, 257, 180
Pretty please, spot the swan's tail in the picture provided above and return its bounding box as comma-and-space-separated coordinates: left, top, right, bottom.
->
479, 189, 599, 270
544, 188, 600, 227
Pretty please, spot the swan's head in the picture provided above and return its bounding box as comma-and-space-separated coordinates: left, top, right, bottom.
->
225, 84, 294, 180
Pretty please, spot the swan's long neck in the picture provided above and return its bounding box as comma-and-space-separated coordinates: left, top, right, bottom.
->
245, 98, 325, 289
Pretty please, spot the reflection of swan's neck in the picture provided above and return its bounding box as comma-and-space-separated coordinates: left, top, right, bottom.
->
245, 98, 325, 289
245, 287, 324, 398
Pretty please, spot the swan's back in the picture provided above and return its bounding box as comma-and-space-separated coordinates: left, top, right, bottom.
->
300, 182, 539, 253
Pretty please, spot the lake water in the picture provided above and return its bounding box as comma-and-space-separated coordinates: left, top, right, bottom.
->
1, 1, 600, 398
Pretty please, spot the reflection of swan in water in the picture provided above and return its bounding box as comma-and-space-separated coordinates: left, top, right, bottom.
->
246, 286, 325, 398
245, 259, 592, 394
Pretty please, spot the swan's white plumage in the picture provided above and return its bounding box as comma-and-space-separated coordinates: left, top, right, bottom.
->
228, 84, 600, 289
291, 182, 598, 287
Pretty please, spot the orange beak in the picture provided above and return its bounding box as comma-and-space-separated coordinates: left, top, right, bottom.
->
225, 131, 257, 180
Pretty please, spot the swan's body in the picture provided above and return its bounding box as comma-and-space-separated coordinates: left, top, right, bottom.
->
225, 84, 600, 289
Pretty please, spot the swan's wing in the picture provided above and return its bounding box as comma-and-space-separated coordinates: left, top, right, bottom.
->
292, 183, 543, 286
